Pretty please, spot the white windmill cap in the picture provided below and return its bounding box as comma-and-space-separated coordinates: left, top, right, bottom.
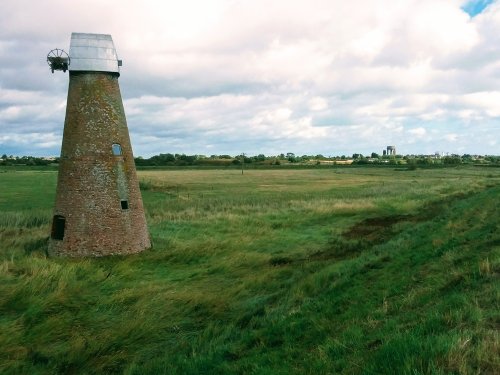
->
69, 33, 122, 73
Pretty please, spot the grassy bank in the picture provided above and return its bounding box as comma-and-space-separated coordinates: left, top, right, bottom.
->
0, 166, 499, 374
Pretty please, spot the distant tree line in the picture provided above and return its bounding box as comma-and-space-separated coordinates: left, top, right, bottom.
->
1, 152, 499, 168
0, 154, 59, 166
132, 152, 500, 167
134, 152, 347, 167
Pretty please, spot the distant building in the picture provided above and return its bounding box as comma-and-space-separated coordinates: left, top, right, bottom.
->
386, 146, 396, 156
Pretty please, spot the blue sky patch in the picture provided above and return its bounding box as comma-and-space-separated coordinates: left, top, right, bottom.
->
462, 0, 494, 17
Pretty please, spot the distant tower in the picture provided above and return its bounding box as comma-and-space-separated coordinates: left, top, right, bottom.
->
47, 33, 150, 257
386, 146, 396, 156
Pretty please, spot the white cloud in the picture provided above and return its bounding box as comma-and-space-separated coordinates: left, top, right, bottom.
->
0, 0, 499, 156
462, 91, 500, 117
408, 127, 427, 137
444, 133, 460, 142
0, 132, 61, 149
308, 97, 328, 111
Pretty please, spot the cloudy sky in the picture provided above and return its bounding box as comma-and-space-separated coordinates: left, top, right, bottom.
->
0, 0, 499, 157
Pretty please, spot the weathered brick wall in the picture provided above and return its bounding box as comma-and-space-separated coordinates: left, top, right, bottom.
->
49, 72, 151, 257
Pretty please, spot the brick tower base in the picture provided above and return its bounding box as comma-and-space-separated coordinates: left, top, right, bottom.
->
48, 72, 151, 257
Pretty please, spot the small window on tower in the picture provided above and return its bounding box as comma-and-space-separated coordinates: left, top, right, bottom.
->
112, 143, 122, 156
121, 200, 129, 210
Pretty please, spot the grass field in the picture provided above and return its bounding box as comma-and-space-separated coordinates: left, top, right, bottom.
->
0, 166, 499, 374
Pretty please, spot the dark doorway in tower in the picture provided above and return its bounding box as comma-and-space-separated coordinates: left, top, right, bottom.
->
51, 215, 66, 240
121, 200, 129, 210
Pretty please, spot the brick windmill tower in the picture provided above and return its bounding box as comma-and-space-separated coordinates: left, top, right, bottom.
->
47, 33, 150, 257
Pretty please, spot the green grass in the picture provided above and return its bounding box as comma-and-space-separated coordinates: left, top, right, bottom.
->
0, 166, 499, 374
